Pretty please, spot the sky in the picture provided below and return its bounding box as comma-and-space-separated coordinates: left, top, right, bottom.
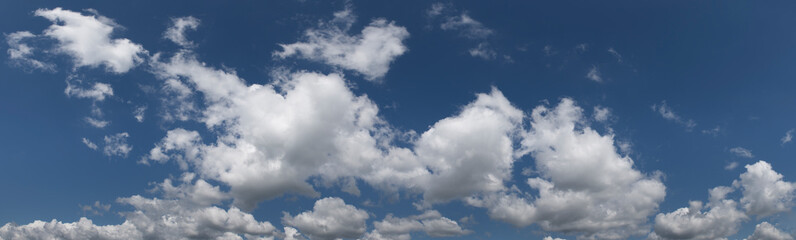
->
1, 1, 796, 239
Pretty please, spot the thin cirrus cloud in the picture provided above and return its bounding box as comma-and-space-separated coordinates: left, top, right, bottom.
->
3, 5, 796, 240
652, 100, 697, 131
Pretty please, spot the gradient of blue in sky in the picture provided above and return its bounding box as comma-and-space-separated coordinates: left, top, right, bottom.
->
1, 1, 796, 239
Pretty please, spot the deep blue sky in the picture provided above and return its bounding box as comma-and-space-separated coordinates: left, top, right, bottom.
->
2, 1, 796, 239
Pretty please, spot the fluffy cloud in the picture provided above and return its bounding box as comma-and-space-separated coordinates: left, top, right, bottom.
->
34, 8, 145, 73
147, 52, 392, 209
734, 161, 796, 217
366, 210, 471, 239
746, 222, 794, 240
652, 187, 747, 240
275, 7, 409, 80
282, 197, 369, 240
104, 132, 132, 158
465, 98, 666, 239
164, 16, 200, 48
5, 31, 55, 71
653, 161, 796, 239
0, 176, 277, 240
651, 100, 696, 131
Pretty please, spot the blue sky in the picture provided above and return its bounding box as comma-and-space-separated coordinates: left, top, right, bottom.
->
2, 1, 796, 239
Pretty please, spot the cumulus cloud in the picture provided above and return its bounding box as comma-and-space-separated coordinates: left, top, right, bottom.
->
34, 8, 145, 73
730, 147, 755, 159
104, 132, 132, 158
366, 210, 471, 239
652, 187, 747, 240
465, 98, 666, 239
282, 197, 369, 240
0, 177, 277, 240
651, 100, 696, 131
746, 222, 794, 240
275, 7, 409, 80
5, 31, 55, 71
734, 161, 796, 217
164, 16, 200, 48
653, 161, 796, 239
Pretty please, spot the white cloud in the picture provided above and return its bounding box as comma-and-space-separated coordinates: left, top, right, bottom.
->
654, 161, 796, 239
543, 237, 567, 240
734, 161, 796, 217
430, 4, 499, 61
282, 197, 369, 240
651, 100, 697, 131
702, 126, 721, 136
104, 132, 132, 158
725, 161, 739, 171
652, 187, 747, 240
469, 42, 496, 60
730, 147, 754, 159
85, 117, 109, 128
368, 210, 471, 239
440, 13, 493, 40
746, 222, 794, 240
164, 16, 200, 48
465, 98, 666, 239
427, 3, 447, 18
593, 106, 611, 122
79, 201, 111, 216
0, 179, 277, 240
82, 137, 98, 150
275, 7, 409, 81
607, 47, 622, 63
133, 106, 146, 122
586, 65, 602, 82
5, 31, 55, 71
782, 129, 794, 145
65, 79, 113, 101
34, 8, 145, 73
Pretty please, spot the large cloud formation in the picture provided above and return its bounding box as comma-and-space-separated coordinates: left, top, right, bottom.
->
5, 6, 795, 240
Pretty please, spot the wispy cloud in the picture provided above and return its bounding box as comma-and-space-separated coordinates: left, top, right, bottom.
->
781, 129, 794, 145
651, 100, 697, 131
730, 147, 754, 158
